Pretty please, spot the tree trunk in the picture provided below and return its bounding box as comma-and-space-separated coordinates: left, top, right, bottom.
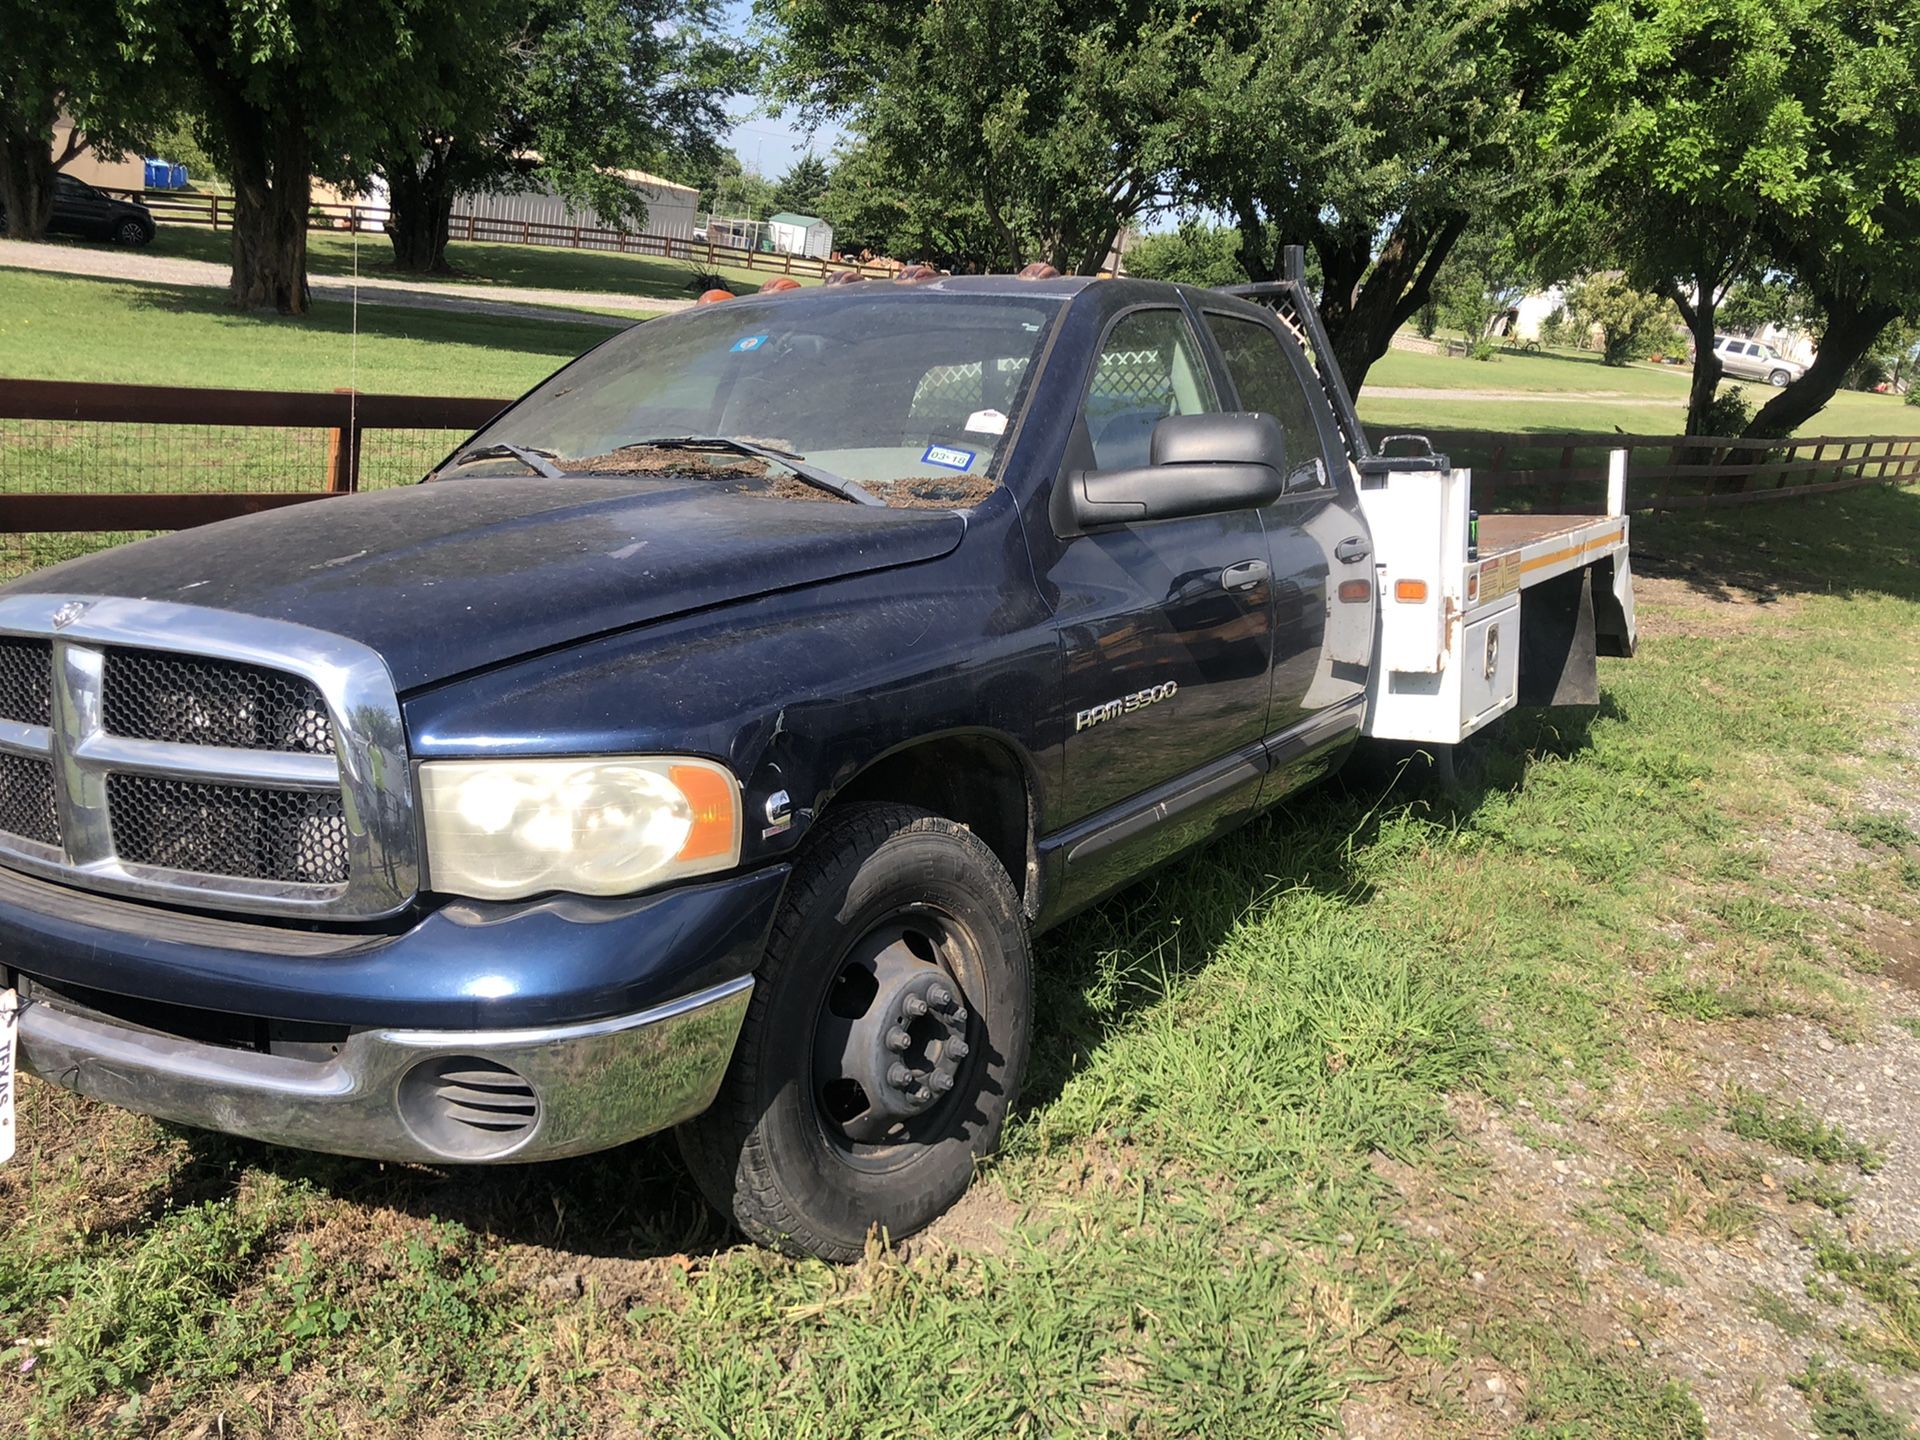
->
0, 97, 60, 241
1743, 297, 1900, 440
188, 34, 312, 315
1663, 278, 1724, 438
384, 139, 459, 273
1319, 212, 1467, 394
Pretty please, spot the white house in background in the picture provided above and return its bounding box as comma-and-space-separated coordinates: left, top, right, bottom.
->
1511, 286, 1570, 341
455, 169, 701, 242
767, 212, 833, 260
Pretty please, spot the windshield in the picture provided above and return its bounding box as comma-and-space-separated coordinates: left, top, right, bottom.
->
451, 288, 1063, 509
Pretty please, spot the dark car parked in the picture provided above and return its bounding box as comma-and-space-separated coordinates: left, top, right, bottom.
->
0, 174, 155, 246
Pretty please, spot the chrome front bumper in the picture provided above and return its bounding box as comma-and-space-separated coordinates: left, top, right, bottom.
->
18, 974, 753, 1164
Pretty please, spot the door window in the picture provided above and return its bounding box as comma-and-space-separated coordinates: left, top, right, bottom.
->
1203, 313, 1326, 492
1084, 309, 1216, 471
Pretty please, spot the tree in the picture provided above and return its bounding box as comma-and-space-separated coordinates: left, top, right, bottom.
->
371, 0, 745, 274
772, 153, 829, 216
1172, 0, 1550, 391
1540, 0, 1920, 438
762, 0, 1192, 275
1432, 221, 1533, 347
1566, 273, 1677, 365
0, 1, 167, 240
1122, 223, 1249, 288
127, 0, 494, 312
815, 137, 996, 264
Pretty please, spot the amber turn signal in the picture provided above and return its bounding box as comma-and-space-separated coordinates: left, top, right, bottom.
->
1337, 580, 1372, 604
1393, 579, 1429, 604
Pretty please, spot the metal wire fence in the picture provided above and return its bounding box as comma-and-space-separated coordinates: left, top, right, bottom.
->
0, 382, 502, 582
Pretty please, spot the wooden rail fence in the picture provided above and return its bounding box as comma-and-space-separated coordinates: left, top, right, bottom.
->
1, 380, 1917, 537
1367, 428, 1920, 513
106, 187, 903, 284
0, 380, 503, 532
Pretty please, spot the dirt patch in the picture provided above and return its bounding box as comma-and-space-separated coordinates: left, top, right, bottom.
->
1632, 573, 1805, 639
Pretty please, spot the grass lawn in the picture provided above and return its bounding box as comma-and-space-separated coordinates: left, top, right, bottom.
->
2, 483, 1920, 1435
0, 268, 606, 396
1359, 344, 1918, 442
144, 224, 811, 301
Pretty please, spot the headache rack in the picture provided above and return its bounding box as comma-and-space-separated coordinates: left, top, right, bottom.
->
1216, 246, 1637, 748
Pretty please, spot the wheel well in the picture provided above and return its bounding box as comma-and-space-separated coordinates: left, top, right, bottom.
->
827, 737, 1036, 913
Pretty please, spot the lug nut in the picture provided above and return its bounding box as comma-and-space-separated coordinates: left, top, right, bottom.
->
885, 1026, 913, 1053
887, 1062, 914, 1089
928, 983, 954, 1009
902, 994, 929, 1018
944, 1038, 969, 1061
951, 1006, 968, 1024
928, 1071, 955, 1094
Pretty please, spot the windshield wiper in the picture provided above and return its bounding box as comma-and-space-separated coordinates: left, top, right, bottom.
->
441, 441, 568, 480
617, 435, 883, 507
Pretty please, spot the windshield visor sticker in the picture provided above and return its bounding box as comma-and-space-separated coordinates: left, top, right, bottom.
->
921, 443, 976, 472
964, 408, 1009, 435
730, 334, 769, 353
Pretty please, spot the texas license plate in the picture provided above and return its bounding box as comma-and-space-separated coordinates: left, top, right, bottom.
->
0, 987, 16, 1164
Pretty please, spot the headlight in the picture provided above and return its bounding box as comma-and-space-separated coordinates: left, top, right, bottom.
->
418, 756, 741, 900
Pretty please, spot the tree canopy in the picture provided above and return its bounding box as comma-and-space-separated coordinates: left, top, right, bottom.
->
1541, 0, 1920, 435
762, 0, 1190, 275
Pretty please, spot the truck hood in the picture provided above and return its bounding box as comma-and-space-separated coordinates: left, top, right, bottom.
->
17, 477, 967, 690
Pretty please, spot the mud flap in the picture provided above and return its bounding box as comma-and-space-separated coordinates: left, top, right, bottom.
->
1518, 566, 1599, 707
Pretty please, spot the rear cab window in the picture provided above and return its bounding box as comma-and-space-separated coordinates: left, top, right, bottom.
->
1202, 311, 1334, 492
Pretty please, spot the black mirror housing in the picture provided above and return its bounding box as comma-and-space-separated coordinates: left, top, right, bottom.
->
1055, 412, 1287, 534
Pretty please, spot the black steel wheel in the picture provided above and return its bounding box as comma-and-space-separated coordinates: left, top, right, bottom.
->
678, 803, 1032, 1260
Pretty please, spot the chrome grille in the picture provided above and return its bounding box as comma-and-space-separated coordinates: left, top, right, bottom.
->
0, 596, 416, 919
104, 649, 336, 755
0, 638, 52, 727
107, 775, 350, 885
0, 753, 60, 848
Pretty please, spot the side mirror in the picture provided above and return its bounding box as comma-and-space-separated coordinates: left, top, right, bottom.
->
1056, 412, 1286, 534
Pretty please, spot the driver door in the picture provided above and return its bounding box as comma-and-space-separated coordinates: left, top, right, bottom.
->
1042, 305, 1276, 909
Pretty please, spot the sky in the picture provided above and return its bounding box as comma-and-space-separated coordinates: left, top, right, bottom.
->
717, 1, 845, 179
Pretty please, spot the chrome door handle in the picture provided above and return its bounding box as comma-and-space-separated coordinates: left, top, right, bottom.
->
1334, 536, 1371, 564
1222, 559, 1270, 591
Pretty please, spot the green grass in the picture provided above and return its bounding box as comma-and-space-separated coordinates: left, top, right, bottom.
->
1726, 1088, 1885, 1171
1794, 1356, 1919, 1438
0, 268, 608, 395
1358, 345, 1915, 444
140, 224, 811, 301
1, 458, 1920, 1427
1811, 1235, 1920, 1373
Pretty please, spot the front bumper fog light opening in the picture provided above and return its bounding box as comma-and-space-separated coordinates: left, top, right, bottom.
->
397, 1055, 541, 1160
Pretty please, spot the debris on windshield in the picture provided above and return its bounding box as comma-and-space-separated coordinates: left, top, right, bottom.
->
874, 474, 1000, 509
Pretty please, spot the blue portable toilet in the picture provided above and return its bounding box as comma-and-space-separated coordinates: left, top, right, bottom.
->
142, 158, 168, 189
169, 162, 188, 189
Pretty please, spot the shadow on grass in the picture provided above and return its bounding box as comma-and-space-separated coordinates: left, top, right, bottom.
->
147, 703, 1600, 1263
1633, 482, 1920, 607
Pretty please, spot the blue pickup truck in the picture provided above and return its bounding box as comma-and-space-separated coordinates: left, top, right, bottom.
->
0, 270, 1632, 1259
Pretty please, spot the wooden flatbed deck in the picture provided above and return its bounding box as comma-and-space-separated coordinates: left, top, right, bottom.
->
1470, 512, 1627, 610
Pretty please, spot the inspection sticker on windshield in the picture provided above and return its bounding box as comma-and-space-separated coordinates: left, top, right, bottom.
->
964, 408, 1008, 435
0, 987, 17, 1165
921, 444, 976, 472
729, 334, 769, 353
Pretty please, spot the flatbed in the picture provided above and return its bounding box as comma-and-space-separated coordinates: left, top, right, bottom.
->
1221, 271, 1637, 751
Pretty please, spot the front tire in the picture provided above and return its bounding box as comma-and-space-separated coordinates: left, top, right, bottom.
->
678, 803, 1033, 1260
1769, 368, 1791, 387
114, 218, 151, 247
